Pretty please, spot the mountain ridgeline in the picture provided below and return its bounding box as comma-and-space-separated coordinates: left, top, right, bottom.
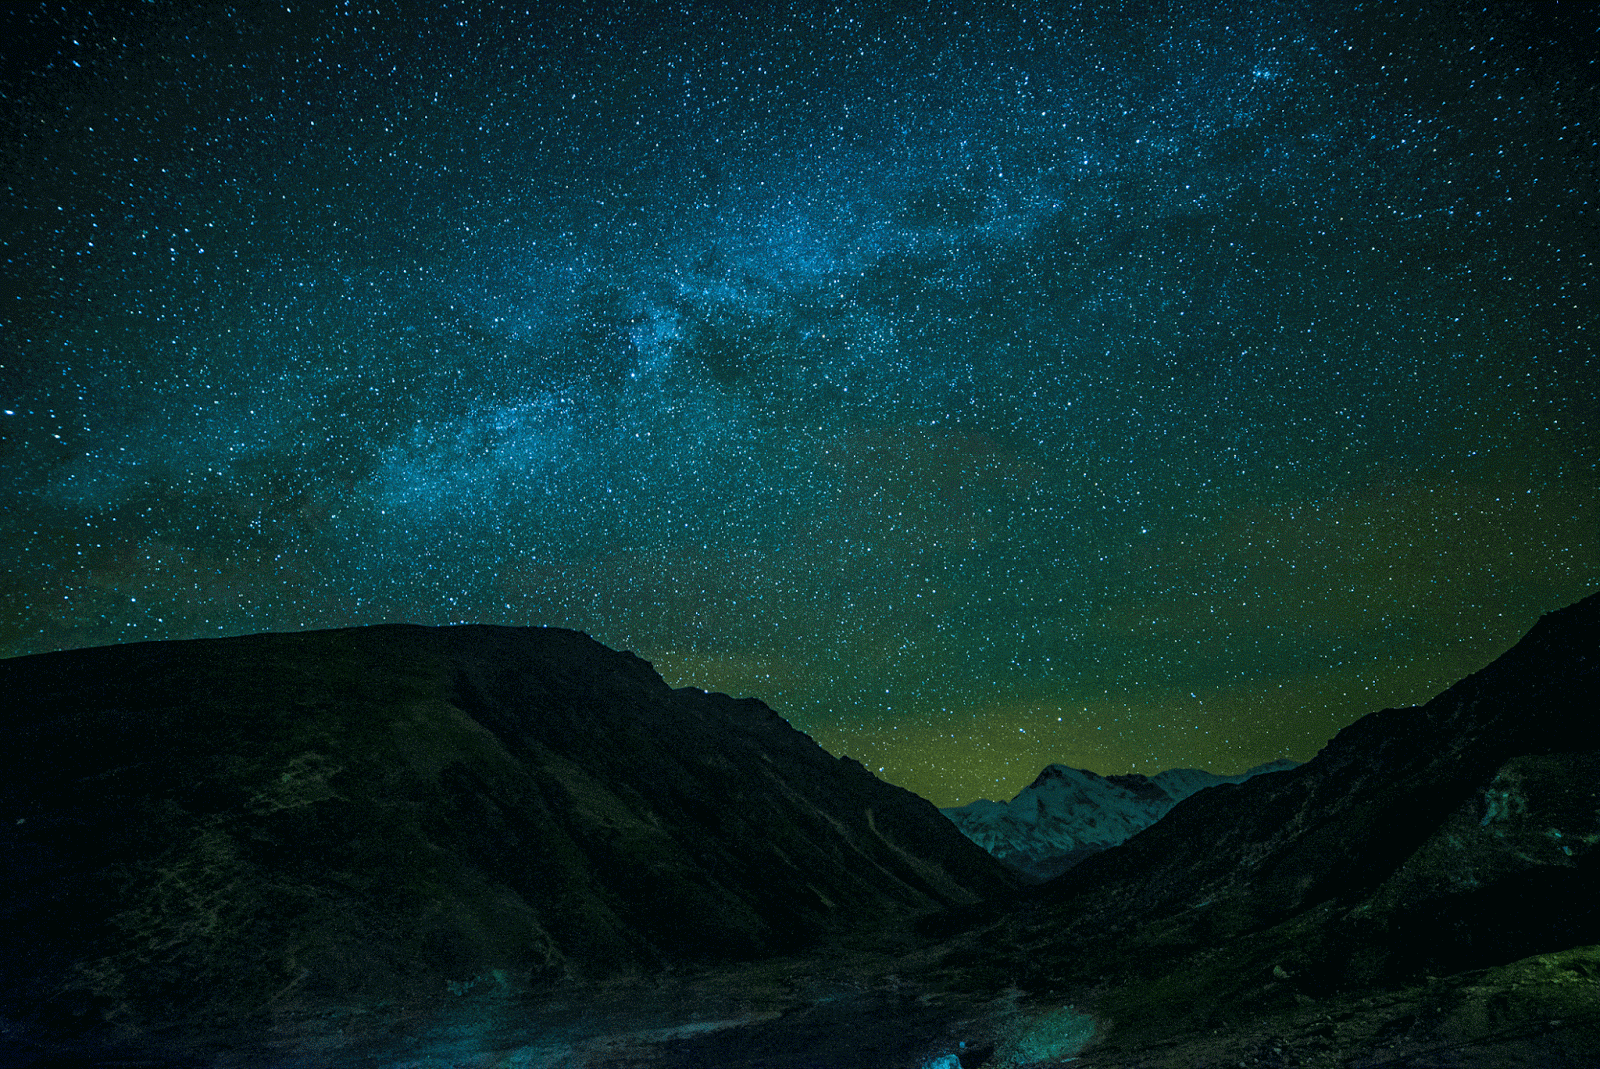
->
0, 624, 1013, 1052
1, 592, 1597, 1067
955, 589, 1600, 1064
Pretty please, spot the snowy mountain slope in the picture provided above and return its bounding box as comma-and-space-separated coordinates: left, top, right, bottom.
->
941, 759, 1299, 881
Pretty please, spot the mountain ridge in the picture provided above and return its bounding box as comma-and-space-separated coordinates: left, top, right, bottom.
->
962, 590, 1600, 1063
0, 622, 1014, 1057
1033, 591, 1600, 949
2, 595, 1596, 1066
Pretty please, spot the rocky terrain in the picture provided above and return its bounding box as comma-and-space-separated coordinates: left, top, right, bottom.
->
0, 623, 1013, 1065
934, 588, 1600, 1065
943, 759, 1299, 881
1, 592, 1597, 1067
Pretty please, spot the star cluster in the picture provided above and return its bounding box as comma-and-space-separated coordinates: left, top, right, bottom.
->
3, 1, 1595, 805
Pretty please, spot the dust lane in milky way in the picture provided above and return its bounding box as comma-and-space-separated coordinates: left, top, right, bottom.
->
3, 2, 1595, 804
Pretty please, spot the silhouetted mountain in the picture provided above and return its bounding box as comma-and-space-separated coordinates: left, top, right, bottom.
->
0, 624, 1014, 1061
942, 759, 1299, 881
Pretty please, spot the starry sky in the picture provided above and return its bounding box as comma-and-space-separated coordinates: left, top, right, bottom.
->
3, 1, 1595, 806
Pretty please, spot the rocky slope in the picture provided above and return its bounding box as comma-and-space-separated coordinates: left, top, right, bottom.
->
942, 759, 1299, 881
0, 623, 1014, 1062
952, 590, 1600, 1064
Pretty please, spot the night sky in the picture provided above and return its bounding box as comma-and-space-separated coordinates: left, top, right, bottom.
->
3, 2, 1595, 806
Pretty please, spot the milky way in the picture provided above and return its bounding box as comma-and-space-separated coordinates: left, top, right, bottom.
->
4, 2, 1595, 804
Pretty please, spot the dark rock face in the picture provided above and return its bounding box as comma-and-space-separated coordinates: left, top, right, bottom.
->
0, 624, 1014, 1053
1357, 748, 1600, 978
998, 591, 1600, 1056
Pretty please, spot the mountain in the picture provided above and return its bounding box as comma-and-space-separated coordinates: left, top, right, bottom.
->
3, 593, 1596, 1068
0, 624, 1014, 1063
942, 759, 1300, 881
945, 590, 1600, 1065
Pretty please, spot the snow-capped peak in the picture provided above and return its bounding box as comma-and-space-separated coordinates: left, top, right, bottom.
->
942, 759, 1299, 881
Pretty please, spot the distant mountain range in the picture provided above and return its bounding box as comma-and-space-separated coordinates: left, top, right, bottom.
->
942, 758, 1300, 881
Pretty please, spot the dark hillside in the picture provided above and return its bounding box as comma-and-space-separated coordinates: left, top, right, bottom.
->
0, 623, 1013, 1056
978, 592, 1600, 1062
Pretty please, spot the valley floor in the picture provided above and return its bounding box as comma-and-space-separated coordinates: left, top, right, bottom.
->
82, 941, 1593, 1069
